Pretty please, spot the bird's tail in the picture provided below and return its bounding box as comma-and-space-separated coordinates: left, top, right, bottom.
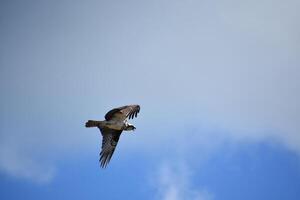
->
85, 120, 102, 128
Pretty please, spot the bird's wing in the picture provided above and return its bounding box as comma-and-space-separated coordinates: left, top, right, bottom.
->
99, 127, 122, 168
105, 105, 140, 121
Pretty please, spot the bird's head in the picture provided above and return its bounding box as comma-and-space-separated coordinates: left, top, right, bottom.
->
125, 124, 136, 131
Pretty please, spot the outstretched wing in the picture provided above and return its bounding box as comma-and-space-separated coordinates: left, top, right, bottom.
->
99, 127, 122, 168
105, 105, 140, 121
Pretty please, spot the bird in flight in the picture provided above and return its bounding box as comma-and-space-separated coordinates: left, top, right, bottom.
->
85, 105, 140, 168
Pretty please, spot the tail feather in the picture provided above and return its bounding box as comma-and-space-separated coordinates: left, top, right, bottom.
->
85, 120, 101, 128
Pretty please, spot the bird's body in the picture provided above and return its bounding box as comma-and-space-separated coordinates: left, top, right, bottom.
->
86, 120, 127, 130
104, 120, 126, 130
85, 105, 140, 168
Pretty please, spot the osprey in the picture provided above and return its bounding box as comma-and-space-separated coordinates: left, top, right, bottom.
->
85, 105, 140, 168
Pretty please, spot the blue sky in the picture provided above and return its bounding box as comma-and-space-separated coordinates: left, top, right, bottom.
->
1, 0, 300, 199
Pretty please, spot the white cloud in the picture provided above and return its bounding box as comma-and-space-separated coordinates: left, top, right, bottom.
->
0, 137, 55, 183
153, 162, 214, 200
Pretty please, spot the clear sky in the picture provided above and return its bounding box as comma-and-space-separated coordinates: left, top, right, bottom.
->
0, 0, 300, 200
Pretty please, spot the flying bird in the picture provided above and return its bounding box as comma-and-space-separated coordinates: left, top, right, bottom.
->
85, 105, 140, 168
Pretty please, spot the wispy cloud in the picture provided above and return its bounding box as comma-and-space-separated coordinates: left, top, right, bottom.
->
0, 137, 55, 183
152, 162, 213, 200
